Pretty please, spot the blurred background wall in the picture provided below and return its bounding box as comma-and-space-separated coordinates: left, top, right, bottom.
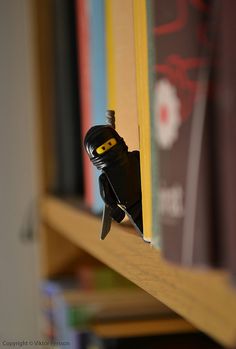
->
0, 0, 40, 339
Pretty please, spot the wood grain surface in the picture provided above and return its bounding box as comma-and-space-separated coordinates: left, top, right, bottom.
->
41, 196, 236, 347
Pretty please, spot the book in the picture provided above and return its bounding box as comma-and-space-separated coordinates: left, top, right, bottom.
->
51, 0, 84, 197
133, 0, 152, 242
108, 0, 139, 152
213, 1, 236, 282
89, 0, 108, 213
41, 279, 90, 348
75, 0, 93, 209
149, 0, 215, 265
75, 0, 107, 214
41, 266, 173, 342
42, 279, 220, 349
33, 0, 57, 193
105, 0, 116, 111
62, 288, 171, 322
76, 265, 133, 291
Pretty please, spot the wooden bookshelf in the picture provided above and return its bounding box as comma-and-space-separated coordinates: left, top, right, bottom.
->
34, 2, 236, 345
41, 196, 236, 347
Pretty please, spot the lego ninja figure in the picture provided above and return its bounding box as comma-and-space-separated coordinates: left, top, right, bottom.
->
84, 125, 143, 239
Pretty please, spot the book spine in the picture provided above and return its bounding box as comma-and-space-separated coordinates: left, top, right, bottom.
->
110, 0, 139, 152
150, 0, 213, 264
147, 0, 160, 247
89, 0, 107, 213
133, 0, 152, 242
75, 0, 93, 208
214, 1, 236, 281
105, 0, 116, 111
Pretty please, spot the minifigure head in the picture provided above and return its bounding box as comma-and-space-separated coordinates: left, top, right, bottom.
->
84, 125, 128, 170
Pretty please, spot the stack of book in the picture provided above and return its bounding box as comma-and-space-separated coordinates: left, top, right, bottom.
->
35, 0, 236, 288
146, 0, 236, 283
41, 263, 173, 347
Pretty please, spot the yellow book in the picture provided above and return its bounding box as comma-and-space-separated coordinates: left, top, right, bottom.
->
133, 0, 152, 242
108, 0, 139, 151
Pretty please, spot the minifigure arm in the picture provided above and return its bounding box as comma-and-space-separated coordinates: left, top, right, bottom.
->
131, 150, 140, 163
99, 173, 125, 223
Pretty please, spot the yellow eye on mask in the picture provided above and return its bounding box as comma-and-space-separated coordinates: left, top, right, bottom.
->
96, 138, 117, 155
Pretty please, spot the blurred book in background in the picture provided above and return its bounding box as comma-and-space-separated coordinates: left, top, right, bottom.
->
34, 0, 84, 197
52, 0, 84, 197
41, 261, 209, 349
75, 0, 107, 214
41, 265, 158, 338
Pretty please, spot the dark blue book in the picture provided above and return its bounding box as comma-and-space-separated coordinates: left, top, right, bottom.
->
51, 0, 84, 196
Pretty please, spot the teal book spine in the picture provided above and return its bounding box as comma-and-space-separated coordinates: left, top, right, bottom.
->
89, 0, 107, 213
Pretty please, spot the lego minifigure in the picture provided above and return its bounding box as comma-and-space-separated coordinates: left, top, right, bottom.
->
84, 123, 143, 239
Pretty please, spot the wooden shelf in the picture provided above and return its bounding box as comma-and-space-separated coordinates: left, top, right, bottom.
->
42, 196, 236, 347
91, 317, 196, 338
